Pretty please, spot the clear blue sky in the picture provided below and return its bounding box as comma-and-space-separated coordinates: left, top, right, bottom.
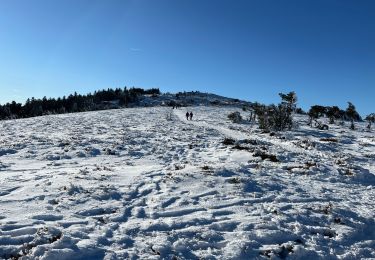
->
0, 0, 374, 115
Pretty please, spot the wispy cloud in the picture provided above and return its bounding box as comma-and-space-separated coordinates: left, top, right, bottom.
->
130, 48, 142, 52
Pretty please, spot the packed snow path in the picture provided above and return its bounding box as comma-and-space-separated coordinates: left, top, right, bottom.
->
0, 106, 374, 259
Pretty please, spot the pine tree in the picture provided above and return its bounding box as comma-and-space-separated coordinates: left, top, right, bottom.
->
346, 102, 359, 130
365, 113, 375, 130
326, 106, 341, 124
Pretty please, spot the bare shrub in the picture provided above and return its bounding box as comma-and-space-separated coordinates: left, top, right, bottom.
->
228, 111, 243, 123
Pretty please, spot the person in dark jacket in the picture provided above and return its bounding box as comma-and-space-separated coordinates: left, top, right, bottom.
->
189, 112, 193, 120
186, 112, 189, 120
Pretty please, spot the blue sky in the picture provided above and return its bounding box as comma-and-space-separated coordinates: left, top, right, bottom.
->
0, 0, 374, 115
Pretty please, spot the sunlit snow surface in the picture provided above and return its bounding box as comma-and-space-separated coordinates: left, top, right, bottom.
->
0, 107, 374, 259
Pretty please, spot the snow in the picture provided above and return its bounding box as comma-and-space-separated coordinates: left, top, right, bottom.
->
0, 106, 374, 259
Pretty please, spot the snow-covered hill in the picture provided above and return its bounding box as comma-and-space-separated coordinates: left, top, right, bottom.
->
137, 91, 252, 108
0, 106, 374, 259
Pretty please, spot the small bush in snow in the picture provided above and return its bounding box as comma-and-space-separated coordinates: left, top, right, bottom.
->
201, 165, 211, 171
320, 138, 338, 143
222, 138, 235, 145
227, 111, 243, 123
253, 150, 279, 162
228, 177, 242, 184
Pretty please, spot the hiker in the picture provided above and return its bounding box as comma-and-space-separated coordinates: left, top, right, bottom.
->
186, 112, 189, 120
189, 112, 193, 120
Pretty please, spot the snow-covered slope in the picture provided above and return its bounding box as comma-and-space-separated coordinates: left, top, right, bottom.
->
0, 106, 374, 259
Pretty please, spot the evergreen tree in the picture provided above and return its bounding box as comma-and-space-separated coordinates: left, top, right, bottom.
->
326, 106, 341, 124
365, 113, 375, 130
254, 92, 297, 131
308, 105, 326, 126
346, 102, 360, 130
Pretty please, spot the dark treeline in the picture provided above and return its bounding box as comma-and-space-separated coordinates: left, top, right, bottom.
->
0, 87, 160, 120
307, 103, 362, 123
307, 102, 363, 130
